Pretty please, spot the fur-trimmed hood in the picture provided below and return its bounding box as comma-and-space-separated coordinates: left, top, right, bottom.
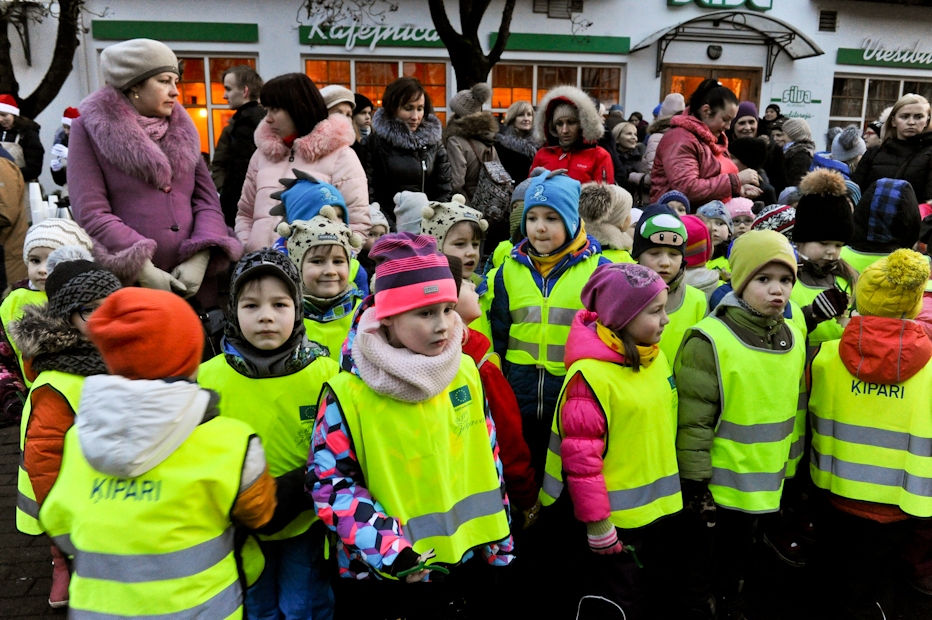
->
648, 115, 674, 136
77, 85, 201, 190
495, 123, 540, 159
8, 303, 107, 377
371, 107, 444, 150
254, 113, 356, 164
443, 111, 498, 145
534, 85, 605, 146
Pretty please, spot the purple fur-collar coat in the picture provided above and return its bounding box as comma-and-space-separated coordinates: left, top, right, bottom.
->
68, 86, 242, 306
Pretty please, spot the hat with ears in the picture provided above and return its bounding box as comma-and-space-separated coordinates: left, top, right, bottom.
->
279, 206, 364, 271
0, 94, 19, 116
320, 85, 355, 112
61, 107, 79, 126
449, 83, 492, 118
269, 169, 348, 225
794, 168, 854, 244
581, 263, 667, 332
420, 194, 488, 249
632, 204, 687, 259
368, 203, 389, 232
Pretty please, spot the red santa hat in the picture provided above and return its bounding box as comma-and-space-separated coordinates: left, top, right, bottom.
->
0, 95, 19, 116
61, 107, 79, 126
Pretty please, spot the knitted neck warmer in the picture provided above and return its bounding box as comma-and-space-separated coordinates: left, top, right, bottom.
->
137, 115, 170, 142
352, 306, 463, 402
595, 320, 659, 368
528, 223, 588, 277
33, 341, 109, 377
303, 283, 357, 318
221, 335, 326, 379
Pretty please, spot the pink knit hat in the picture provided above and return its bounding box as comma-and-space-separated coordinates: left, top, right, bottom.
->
581, 263, 667, 332
682, 215, 712, 267
370, 232, 458, 320
725, 197, 754, 220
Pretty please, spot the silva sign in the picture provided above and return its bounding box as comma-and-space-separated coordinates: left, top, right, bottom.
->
300, 16, 443, 51
770, 84, 822, 121
668, 0, 773, 11
837, 38, 932, 70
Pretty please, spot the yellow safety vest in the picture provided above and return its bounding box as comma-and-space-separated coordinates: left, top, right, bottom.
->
540, 357, 682, 529
790, 277, 851, 348
39, 416, 254, 619
685, 316, 805, 513
17, 370, 83, 535
707, 255, 731, 278
810, 339, 932, 517
490, 241, 513, 270
303, 299, 360, 363
840, 246, 886, 275
1, 287, 48, 388
501, 255, 601, 375
660, 284, 706, 369
198, 354, 339, 540
781, 298, 810, 480
601, 249, 635, 264
327, 354, 509, 571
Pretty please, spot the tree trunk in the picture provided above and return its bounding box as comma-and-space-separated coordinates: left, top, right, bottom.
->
0, 15, 21, 101
21, 0, 82, 119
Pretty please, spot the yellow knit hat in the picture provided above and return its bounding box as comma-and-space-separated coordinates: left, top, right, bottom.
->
730, 229, 798, 295
855, 249, 930, 319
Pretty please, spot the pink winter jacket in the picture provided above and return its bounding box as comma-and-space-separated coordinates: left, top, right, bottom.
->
236, 114, 369, 252
559, 309, 626, 524
649, 113, 740, 205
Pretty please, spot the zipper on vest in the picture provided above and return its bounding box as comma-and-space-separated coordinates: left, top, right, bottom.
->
289, 147, 295, 163
536, 368, 545, 422
421, 156, 427, 192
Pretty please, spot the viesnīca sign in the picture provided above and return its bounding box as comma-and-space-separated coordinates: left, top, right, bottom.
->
837, 38, 932, 70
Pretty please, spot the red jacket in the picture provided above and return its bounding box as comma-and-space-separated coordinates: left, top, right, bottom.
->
463, 328, 538, 510
649, 114, 740, 205
530, 144, 614, 185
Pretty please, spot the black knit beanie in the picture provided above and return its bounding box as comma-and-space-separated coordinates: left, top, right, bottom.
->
794, 169, 854, 244
46, 260, 122, 320
729, 137, 768, 171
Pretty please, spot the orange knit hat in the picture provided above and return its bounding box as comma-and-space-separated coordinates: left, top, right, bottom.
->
87, 288, 203, 380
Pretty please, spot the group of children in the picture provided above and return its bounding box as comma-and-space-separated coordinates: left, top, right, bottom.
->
8, 160, 932, 620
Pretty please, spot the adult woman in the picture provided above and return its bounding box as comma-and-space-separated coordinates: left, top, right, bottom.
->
531, 85, 614, 184
650, 79, 760, 204
0, 94, 44, 182
758, 103, 783, 136
728, 101, 759, 141
364, 77, 451, 223
862, 120, 882, 149
612, 121, 647, 198
236, 73, 369, 252
443, 83, 498, 202
852, 93, 932, 202
641, 93, 685, 183
495, 100, 539, 183
69, 39, 240, 308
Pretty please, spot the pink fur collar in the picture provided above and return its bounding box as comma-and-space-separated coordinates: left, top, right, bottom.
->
253, 114, 356, 163
671, 112, 729, 157
78, 86, 201, 190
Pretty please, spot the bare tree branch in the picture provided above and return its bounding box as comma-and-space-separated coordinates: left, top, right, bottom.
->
21, 0, 83, 118
488, 0, 515, 65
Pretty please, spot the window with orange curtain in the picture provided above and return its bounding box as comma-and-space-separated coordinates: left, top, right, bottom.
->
304, 59, 351, 89
490, 64, 623, 114
492, 64, 532, 110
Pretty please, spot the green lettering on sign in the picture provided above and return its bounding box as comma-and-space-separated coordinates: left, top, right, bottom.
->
299, 20, 444, 51
838, 39, 932, 70
667, 0, 772, 12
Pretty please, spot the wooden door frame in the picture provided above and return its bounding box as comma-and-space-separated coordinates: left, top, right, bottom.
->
661, 63, 763, 109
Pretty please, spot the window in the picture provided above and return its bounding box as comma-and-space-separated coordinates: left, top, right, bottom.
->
491, 63, 623, 113
305, 58, 448, 122
178, 55, 257, 156
819, 10, 838, 32
829, 75, 932, 129
533, 0, 584, 18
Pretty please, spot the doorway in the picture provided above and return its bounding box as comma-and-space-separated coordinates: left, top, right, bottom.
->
661, 64, 762, 107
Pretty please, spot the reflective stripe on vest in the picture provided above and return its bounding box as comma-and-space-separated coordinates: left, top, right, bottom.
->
689, 316, 805, 514
0, 287, 48, 389
502, 256, 600, 375
809, 339, 932, 517
329, 354, 509, 570
659, 284, 706, 370
17, 371, 84, 535
198, 353, 339, 540
303, 299, 361, 363
39, 416, 251, 618
540, 356, 682, 529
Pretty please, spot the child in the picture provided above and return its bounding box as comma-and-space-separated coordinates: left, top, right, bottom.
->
578, 182, 635, 263
38, 288, 277, 619
11, 248, 120, 609
791, 168, 858, 358
487, 174, 538, 273
725, 197, 755, 238
682, 214, 720, 302
809, 249, 931, 619
658, 189, 690, 216
675, 230, 806, 620
696, 200, 732, 280
420, 194, 489, 283
539, 263, 682, 619
490, 169, 609, 480
269, 170, 370, 295
358, 202, 389, 277
308, 233, 513, 618
842, 178, 921, 274
632, 204, 707, 366
279, 208, 364, 363
198, 249, 340, 619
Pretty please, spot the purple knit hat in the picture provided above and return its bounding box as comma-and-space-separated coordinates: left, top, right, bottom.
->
736, 101, 758, 122
581, 263, 667, 332
370, 232, 457, 320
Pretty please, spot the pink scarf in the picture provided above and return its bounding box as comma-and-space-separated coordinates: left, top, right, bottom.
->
137, 115, 170, 142
352, 307, 464, 403
671, 112, 729, 157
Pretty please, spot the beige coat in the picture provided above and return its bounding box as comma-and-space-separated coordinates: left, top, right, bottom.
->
0, 158, 26, 283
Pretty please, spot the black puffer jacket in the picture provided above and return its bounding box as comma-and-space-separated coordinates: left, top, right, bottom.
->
212, 101, 266, 227
494, 123, 538, 183
0, 116, 43, 181
364, 108, 451, 221
852, 132, 932, 202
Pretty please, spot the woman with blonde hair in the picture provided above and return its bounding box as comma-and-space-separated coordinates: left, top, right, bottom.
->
853, 93, 932, 203
495, 100, 539, 183
612, 120, 647, 198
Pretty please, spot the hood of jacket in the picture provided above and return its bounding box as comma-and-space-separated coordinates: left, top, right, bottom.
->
565, 309, 625, 367
254, 113, 355, 164
839, 315, 932, 384
495, 123, 540, 159
534, 85, 605, 146
443, 111, 498, 145
78, 85, 201, 190
670, 112, 729, 157
785, 138, 816, 158
370, 107, 443, 150
648, 115, 674, 136
8, 303, 108, 378
76, 375, 216, 478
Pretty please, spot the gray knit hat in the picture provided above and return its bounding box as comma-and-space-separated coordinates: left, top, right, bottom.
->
45, 259, 121, 320
831, 126, 866, 164
782, 118, 812, 143
449, 83, 492, 118
100, 39, 180, 91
